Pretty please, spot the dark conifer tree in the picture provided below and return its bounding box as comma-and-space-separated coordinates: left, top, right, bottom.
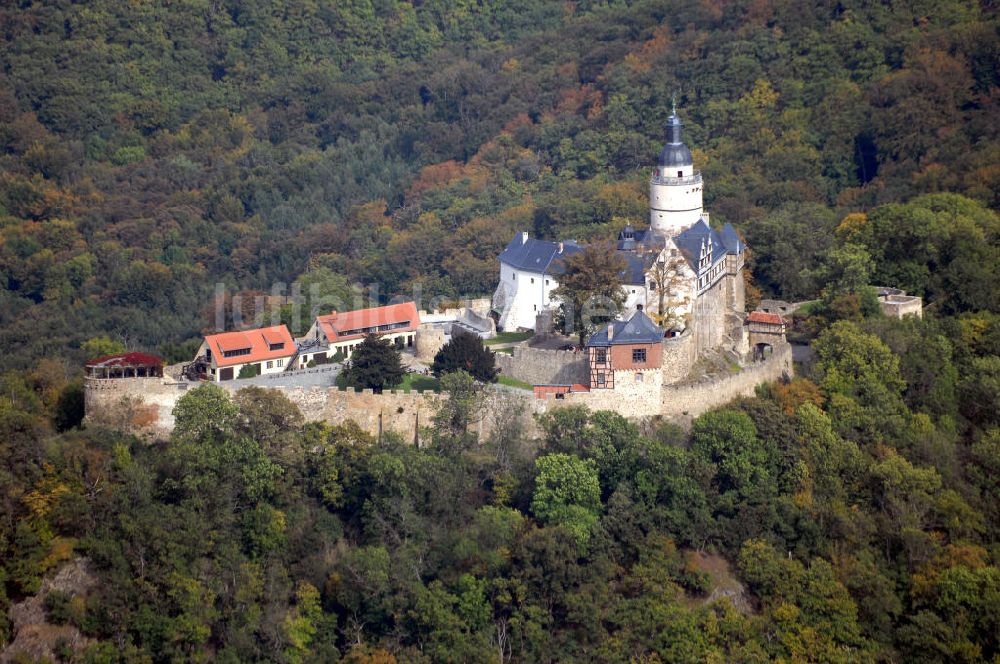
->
431, 330, 499, 383
344, 334, 405, 392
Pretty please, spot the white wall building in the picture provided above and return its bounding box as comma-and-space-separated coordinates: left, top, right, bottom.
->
492, 108, 746, 338
197, 325, 297, 381
492, 234, 582, 331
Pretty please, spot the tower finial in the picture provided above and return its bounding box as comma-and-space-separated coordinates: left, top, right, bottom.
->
671, 92, 677, 116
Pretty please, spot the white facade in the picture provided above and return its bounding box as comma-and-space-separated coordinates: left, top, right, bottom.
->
495, 263, 558, 331
649, 167, 704, 235
195, 340, 292, 382
641, 241, 697, 328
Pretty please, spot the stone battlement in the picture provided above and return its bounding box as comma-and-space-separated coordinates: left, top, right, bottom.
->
535, 342, 792, 423
85, 343, 792, 440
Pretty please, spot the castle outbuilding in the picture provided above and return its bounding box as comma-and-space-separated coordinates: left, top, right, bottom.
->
586, 310, 664, 391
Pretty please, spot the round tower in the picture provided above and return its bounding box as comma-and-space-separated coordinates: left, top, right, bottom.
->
649, 110, 703, 234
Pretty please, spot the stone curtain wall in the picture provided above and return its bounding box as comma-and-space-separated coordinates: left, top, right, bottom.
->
660, 330, 697, 384
564, 368, 664, 417
85, 377, 449, 442
540, 342, 793, 421
495, 346, 589, 386
658, 342, 793, 419
85, 343, 792, 441
84, 377, 191, 440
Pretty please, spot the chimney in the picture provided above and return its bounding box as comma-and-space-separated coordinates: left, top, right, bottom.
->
607, 322, 614, 341
558, 242, 564, 253
521, 231, 529, 245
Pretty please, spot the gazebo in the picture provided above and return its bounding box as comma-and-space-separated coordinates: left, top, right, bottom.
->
85, 352, 164, 379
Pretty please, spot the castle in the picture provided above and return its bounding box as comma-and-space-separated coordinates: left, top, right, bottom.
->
84, 109, 792, 441
492, 108, 757, 385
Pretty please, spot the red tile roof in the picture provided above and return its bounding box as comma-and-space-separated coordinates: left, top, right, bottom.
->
747, 311, 785, 325
316, 302, 420, 343
85, 352, 163, 369
204, 325, 295, 368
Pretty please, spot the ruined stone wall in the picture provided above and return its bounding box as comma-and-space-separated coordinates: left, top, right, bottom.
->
880, 296, 922, 319
495, 346, 589, 386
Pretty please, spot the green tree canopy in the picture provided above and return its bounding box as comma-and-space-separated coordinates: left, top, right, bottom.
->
431, 330, 499, 383
343, 334, 405, 393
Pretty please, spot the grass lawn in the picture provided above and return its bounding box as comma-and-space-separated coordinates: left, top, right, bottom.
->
493, 347, 514, 355
485, 331, 533, 345
397, 373, 441, 392
497, 375, 533, 390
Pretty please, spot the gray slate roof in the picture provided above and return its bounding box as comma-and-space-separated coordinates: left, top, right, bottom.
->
617, 225, 666, 252
619, 251, 655, 285
673, 219, 742, 271
587, 310, 663, 347
499, 233, 583, 275
658, 112, 693, 168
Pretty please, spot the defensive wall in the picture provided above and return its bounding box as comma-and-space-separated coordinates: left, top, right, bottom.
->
536, 342, 792, 422
85, 343, 792, 440
84, 376, 448, 443
495, 346, 589, 386
660, 329, 697, 384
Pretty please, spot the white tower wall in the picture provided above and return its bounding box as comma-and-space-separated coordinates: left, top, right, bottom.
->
650, 175, 704, 234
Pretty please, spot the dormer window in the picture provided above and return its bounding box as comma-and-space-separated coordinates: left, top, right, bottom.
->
268, 342, 284, 351
223, 347, 251, 358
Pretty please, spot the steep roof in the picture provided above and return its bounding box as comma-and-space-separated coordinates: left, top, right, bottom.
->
204, 325, 296, 368
658, 112, 693, 168
672, 218, 744, 271
587, 310, 663, 347
316, 301, 420, 344
499, 233, 583, 275
617, 226, 666, 252
619, 251, 656, 285
718, 223, 743, 254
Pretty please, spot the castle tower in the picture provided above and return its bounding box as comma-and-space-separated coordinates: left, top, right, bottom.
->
649, 108, 704, 234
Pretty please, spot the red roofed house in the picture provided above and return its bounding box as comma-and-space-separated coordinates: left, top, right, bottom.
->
197, 324, 296, 381
302, 302, 420, 365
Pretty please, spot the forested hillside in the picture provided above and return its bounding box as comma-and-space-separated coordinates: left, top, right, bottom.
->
1, 0, 998, 366
3, 0, 1000, 662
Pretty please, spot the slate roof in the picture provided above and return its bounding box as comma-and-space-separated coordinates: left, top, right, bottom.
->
619, 251, 655, 285
617, 226, 666, 252
587, 310, 663, 347
718, 223, 743, 254
672, 219, 743, 271
658, 112, 693, 168
499, 233, 583, 275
